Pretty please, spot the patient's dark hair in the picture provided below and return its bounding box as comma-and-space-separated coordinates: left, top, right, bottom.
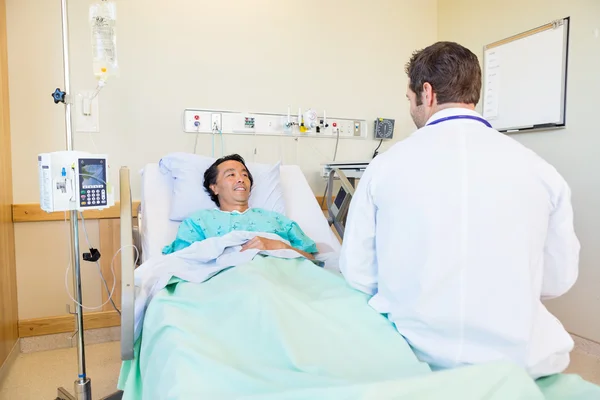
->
203, 154, 254, 207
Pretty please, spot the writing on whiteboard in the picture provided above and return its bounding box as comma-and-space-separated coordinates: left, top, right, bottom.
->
483, 50, 501, 119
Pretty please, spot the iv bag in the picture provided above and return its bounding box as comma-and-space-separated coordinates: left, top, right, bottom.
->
89, 1, 118, 79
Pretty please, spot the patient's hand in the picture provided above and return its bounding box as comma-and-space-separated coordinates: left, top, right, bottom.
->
241, 236, 315, 260
241, 236, 287, 252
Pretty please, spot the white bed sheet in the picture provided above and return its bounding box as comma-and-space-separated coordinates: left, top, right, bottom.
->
139, 163, 341, 269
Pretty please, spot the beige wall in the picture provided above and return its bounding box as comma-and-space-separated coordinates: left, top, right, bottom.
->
438, 0, 600, 342
6, 0, 438, 318
14, 220, 102, 319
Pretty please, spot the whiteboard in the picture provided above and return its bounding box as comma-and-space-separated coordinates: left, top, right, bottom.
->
482, 17, 570, 132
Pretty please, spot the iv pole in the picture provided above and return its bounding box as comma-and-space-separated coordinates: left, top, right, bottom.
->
53, 0, 92, 398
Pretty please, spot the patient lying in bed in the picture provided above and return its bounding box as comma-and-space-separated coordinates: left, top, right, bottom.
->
162, 154, 318, 260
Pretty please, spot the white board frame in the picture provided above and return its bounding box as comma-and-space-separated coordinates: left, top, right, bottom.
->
482, 17, 570, 133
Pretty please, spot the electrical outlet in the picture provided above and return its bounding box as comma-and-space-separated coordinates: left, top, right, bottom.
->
329, 120, 342, 136
211, 113, 222, 131
343, 120, 354, 136
353, 121, 361, 136
184, 110, 211, 133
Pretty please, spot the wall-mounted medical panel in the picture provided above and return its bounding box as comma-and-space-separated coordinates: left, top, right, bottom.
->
183, 108, 367, 139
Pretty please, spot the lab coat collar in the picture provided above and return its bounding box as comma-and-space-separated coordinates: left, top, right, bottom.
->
424, 107, 482, 127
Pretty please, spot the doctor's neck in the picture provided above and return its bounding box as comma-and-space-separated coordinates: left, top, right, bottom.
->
433, 102, 476, 113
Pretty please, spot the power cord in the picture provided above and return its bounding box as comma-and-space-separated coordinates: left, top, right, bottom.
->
333, 128, 340, 161
80, 212, 122, 315
193, 120, 201, 154
63, 212, 118, 312
211, 122, 224, 158
372, 139, 383, 158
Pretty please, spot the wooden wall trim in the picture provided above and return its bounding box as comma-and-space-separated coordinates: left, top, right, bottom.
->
315, 196, 330, 211
12, 201, 141, 223
18, 311, 120, 338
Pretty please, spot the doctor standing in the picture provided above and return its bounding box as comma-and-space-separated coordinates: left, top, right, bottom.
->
339, 41, 580, 379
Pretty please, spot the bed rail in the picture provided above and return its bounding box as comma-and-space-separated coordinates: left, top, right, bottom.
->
119, 166, 135, 360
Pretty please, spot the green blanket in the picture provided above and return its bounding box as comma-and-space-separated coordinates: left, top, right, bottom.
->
118, 256, 600, 399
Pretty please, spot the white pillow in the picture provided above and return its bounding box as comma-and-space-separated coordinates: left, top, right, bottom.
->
159, 152, 286, 221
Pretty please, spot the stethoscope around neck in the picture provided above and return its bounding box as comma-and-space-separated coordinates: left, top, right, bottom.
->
426, 115, 492, 128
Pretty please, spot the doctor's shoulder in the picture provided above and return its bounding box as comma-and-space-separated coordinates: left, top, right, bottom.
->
506, 139, 572, 196
506, 137, 565, 176
366, 145, 400, 172
374, 134, 424, 161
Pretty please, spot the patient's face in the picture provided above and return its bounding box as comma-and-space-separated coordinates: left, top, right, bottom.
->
210, 160, 251, 207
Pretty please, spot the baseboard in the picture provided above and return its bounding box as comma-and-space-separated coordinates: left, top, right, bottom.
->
0, 339, 20, 387
20, 326, 120, 353
18, 311, 120, 338
571, 333, 600, 358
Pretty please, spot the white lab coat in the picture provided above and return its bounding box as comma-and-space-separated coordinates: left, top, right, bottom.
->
340, 108, 580, 379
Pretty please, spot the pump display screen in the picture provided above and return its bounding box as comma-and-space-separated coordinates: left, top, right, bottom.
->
78, 158, 107, 207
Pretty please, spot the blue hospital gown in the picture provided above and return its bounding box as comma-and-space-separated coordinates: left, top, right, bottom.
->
162, 208, 318, 255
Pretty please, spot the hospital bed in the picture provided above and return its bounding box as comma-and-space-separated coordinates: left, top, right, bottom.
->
114, 161, 600, 399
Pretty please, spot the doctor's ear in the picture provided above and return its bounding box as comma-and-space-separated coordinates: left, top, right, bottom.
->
210, 184, 218, 195
422, 82, 435, 106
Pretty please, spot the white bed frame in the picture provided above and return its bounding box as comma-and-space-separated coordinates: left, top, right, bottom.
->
118, 163, 342, 361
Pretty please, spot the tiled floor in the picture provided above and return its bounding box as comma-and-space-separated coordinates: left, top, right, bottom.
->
0, 341, 121, 399
1, 341, 599, 399
566, 350, 600, 385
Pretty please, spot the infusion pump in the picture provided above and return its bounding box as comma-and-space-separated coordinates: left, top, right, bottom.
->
38, 151, 114, 212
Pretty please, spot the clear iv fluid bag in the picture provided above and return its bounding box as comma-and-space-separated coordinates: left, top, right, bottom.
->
90, 1, 118, 79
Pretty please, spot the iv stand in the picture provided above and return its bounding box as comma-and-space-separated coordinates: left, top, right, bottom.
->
54, 0, 92, 398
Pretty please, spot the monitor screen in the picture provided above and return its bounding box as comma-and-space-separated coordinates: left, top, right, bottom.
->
78, 158, 107, 207
334, 187, 347, 209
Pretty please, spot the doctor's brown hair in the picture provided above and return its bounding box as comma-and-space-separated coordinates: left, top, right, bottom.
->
405, 41, 481, 106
